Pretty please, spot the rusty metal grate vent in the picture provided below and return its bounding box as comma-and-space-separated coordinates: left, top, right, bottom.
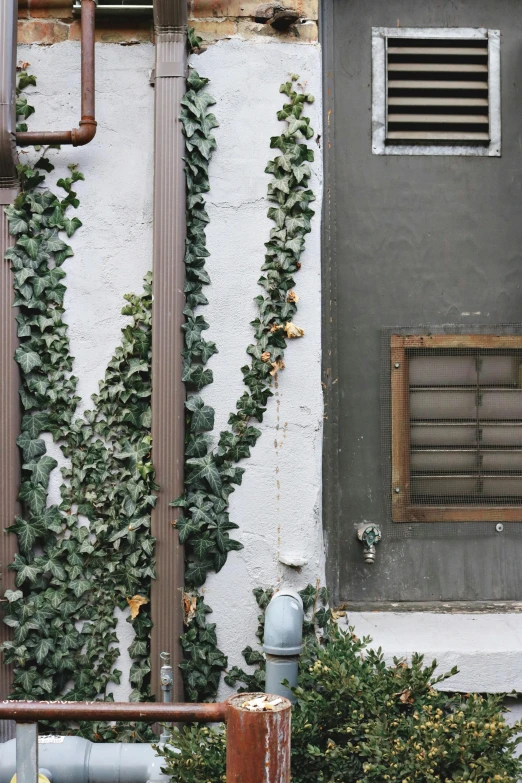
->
391, 336, 522, 523
386, 37, 490, 145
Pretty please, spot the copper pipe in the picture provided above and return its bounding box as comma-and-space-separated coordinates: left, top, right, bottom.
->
16, 0, 96, 147
0, 700, 227, 723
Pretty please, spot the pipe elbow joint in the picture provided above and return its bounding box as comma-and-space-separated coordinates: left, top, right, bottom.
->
263, 589, 304, 657
72, 119, 97, 146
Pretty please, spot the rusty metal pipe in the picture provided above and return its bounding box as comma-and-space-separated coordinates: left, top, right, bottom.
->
16, 0, 96, 147
225, 694, 292, 783
0, 700, 227, 723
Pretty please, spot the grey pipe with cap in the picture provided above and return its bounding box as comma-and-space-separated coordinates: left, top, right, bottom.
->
263, 589, 304, 703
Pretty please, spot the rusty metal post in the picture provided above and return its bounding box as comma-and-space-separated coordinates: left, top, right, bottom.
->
226, 694, 292, 783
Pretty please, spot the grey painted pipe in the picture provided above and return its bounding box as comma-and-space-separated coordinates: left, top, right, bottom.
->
0, 736, 170, 783
263, 589, 304, 703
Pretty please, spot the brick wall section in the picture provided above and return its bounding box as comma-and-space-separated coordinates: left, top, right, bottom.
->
189, 0, 318, 44
18, 0, 154, 44
17, 0, 318, 45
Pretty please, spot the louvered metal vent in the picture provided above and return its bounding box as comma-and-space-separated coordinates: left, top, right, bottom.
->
372, 28, 500, 156
409, 350, 522, 504
391, 336, 522, 522
386, 37, 489, 144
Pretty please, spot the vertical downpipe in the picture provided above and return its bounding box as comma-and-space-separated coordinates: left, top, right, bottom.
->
150, 0, 186, 701
0, 0, 21, 733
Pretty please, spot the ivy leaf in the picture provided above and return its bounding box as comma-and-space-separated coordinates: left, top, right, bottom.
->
190, 403, 215, 433
11, 554, 40, 585
63, 217, 82, 237
6, 516, 44, 552
21, 412, 49, 439
4, 589, 24, 603
35, 637, 54, 665
175, 516, 201, 544
186, 455, 222, 494
185, 560, 211, 588
24, 455, 57, 486
19, 482, 47, 515
17, 432, 46, 461
267, 206, 287, 228
17, 235, 40, 260
15, 347, 42, 374
69, 579, 91, 598
185, 434, 211, 458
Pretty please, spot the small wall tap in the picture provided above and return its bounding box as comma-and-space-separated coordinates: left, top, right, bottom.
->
357, 523, 382, 564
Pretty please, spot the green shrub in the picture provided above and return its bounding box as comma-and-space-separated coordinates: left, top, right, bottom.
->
157, 623, 522, 783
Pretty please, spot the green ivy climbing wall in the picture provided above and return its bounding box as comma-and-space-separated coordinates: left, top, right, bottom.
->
2, 52, 317, 714
176, 63, 316, 700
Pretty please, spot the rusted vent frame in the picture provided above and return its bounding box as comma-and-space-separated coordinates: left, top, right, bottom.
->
371, 27, 501, 157
0, 695, 292, 783
385, 37, 490, 145
391, 334, 522, 523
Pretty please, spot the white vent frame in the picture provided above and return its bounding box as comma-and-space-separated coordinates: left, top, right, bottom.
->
372, 27, 501, 157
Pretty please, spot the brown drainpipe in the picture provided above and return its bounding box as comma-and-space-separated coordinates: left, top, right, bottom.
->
16, 0, 97, 147
0, 0, 20, 722
150, 0, 186, 701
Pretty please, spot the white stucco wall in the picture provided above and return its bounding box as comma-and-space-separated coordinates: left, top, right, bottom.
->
19, 41, 155, 700
19, 37, 325, 699
191, 40, 325, 698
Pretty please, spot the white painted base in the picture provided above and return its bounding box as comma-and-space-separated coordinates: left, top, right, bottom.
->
347, 613, 522, 693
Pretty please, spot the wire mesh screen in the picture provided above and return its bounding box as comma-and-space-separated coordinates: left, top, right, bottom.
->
381, 326, 522, 539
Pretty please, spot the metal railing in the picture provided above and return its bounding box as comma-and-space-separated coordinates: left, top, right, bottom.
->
0, 694, 291, 783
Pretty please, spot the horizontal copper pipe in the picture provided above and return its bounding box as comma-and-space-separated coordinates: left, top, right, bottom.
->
0, 700, 228, 723
16, 0, 96, 147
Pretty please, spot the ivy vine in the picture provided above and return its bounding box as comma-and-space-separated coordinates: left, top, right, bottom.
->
3, 68, 155, 738
176, 70, 316, 700
3, 58, 317, 716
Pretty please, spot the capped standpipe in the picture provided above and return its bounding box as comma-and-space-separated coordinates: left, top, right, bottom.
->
263, 589, 304, 703
159, 651, 173, 744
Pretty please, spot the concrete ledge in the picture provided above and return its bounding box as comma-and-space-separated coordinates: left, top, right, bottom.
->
346, 613, 522, 693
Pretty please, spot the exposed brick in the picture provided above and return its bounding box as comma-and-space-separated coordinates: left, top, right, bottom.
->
17, 18, 69, 44
68, 18, 153, 42
191, 17, 236, 41
235, 17, 317, 41
29, 7, 74, 20
29, 0, 73, 18
190, 0, 318, 20
294, 0, 318, 20
191, 0, 250, 18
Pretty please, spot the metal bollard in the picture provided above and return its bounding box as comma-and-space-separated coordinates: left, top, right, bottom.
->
226, 693, 291, 783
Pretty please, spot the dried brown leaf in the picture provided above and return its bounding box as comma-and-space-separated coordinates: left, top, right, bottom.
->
127, 594, 148, 620
183, 592, 198, 625
270, 359, 285, 376
286, 290, 300, 303
261, 351, 271, 362
399, 689, 414, 704
284, 321, 304, 339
